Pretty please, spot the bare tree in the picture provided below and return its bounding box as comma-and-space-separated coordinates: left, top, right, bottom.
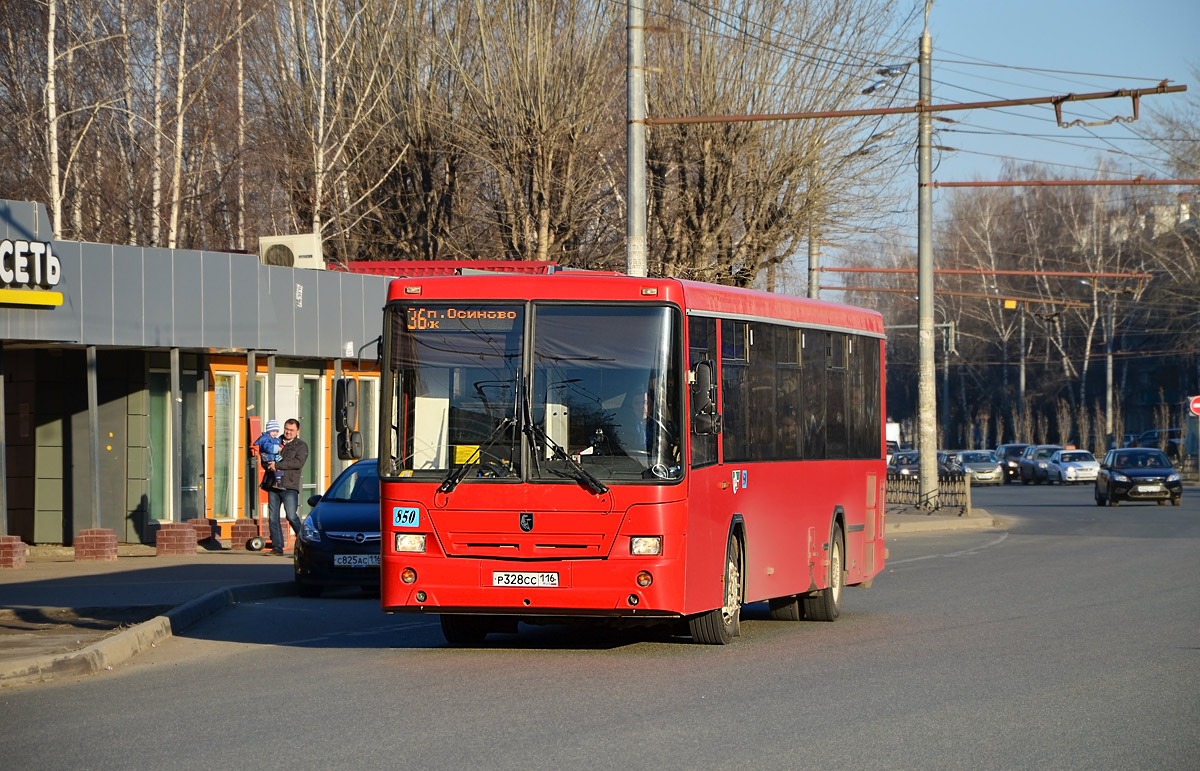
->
441, 0, 624, 265
644, 0, 912, 285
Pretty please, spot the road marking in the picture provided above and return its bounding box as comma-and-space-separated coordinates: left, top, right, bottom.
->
889, 532, 1009, 565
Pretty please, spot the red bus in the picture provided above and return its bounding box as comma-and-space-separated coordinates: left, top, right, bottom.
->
378, 272, 887, 644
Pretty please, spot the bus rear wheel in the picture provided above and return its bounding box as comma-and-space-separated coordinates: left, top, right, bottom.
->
688, 534, 742, 644
768, 595, 803, 621
803, 524, 844, 622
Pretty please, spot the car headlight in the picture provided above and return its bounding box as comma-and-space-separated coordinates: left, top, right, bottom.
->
1111, 473, 1129, 483
395, 533, 426, 552
1167, 472, 1181, 483
1065, 467, 1076, 479
1006, 460, 1018, 468
1037, 462, 1048, 468
300, 515, 321, 543
994, 465, 1003, 473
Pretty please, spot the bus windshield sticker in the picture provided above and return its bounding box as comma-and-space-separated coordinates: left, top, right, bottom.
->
393, 507, 420, 527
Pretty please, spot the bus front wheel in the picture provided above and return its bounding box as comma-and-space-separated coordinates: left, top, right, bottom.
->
803, 524, 844, 622
688, 534, 742, 644
440, 614, 489, 646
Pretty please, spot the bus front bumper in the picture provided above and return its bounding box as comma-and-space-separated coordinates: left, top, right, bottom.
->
380, 556, 685, 618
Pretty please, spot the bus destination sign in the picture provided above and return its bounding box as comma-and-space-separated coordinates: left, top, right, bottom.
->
405, 306, 519, 332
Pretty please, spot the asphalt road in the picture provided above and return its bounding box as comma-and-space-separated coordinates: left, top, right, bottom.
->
3, 484, 1198, 770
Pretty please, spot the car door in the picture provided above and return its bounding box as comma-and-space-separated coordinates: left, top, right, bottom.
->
1096, 450, 1113, 497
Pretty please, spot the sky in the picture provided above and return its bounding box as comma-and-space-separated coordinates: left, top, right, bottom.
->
922, 0, 1198, 184
826, 0, 1200, 264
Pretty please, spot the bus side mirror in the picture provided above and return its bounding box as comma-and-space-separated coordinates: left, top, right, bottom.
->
337, 430, 364, 460
691, 360, 722, 436
336, 378, 358, 432
335, 378, 362, 460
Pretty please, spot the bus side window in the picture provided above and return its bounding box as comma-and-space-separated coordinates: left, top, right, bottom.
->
689, 316, 719, 467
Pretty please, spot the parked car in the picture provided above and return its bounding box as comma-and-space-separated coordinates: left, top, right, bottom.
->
1134, 428, 1184, 460
1018, 444, 1063, 484
1094, 448, 1182, 506
1046, 449, 1100, 484
995, 443, 1031, 483
888, 450, 919, 476
953, 450, 1003, 485
888, 450, 961, 477
936, 451, 963, 475
294, 458, 381, 597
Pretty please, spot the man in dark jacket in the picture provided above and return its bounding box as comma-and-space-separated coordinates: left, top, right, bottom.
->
261, 417, 309, 555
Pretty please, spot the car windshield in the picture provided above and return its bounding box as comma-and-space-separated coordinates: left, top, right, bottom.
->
961, 452, 993, 463
324, 464, 380, 503
1113, 452, 1171, 469
1060, 452, 1093, 463
1034, 447, 1058, 459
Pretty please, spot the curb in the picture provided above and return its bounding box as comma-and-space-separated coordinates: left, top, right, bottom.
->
886, 514, 996, 533
0, 581, 296, 689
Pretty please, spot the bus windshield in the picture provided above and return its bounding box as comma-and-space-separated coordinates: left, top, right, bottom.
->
382, 302, 683, 484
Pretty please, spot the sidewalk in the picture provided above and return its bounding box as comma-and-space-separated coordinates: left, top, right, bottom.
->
0, 507, 994, 689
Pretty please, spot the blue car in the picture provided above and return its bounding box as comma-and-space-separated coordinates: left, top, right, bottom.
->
294, 459, 381, 597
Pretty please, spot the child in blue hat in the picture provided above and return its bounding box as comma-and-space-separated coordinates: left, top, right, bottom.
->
254, 420, 285, 487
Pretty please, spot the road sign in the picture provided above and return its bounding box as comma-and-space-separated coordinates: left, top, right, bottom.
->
1191, 395, 1200, 416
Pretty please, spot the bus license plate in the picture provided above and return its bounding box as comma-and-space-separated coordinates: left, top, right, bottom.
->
492, 571, 559, 588
334, 554, 381, 568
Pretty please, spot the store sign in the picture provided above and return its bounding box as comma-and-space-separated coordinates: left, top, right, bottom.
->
0, 239, 63, 307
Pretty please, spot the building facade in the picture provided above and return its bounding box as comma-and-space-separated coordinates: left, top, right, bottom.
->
1, 199, 389, 544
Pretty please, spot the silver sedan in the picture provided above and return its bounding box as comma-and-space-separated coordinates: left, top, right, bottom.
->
1048, 449, 1100, 484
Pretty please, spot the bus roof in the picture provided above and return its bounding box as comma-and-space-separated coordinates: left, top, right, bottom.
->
344, 260, 563, 277
386, 272, 884, 337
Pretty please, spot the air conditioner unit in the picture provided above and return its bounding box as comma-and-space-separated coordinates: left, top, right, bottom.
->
258, 233, 325, 270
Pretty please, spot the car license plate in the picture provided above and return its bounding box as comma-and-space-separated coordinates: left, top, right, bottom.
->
334, 554, 380, 568
492, 571, 559, 588
1136, 485, 1160, 493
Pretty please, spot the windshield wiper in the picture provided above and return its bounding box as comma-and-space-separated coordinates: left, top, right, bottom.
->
521, 414, 609, 495
438, 417, 516, 494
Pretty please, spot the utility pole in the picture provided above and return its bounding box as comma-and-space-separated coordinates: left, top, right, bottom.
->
634, 2, 1184, 490
916, 1, 937, 507
807, 220, 820, 299
626, 0, 647, 277
1019, 304, 1026, 427
1106, 298, 1114, 449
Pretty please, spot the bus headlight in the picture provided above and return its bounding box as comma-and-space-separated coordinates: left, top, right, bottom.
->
395, 533, 427, 552
630, 536, 662, 556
